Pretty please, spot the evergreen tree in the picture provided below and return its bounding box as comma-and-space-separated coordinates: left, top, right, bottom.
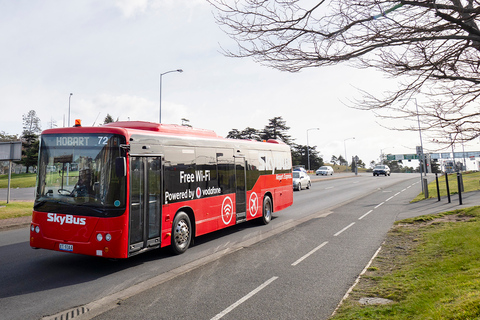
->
226, 129, 242, 139
291, 144, 323, 170
104, 114, 115, 124
261, 116, 294, 145
330, 155, 338, 165
0, 132, 18, 142
21, 110, 41, 173
181, 118, 192, 127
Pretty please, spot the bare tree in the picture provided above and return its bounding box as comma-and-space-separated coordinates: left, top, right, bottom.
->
209, 0, 480, 146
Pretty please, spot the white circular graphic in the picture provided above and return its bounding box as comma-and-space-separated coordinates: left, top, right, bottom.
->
196, 187, 201, 199
221, 196, 234, 225
249, 192, 259, 217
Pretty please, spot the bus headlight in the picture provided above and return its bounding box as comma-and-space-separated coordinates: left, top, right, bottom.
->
35, 226, 40, 233
105, 234, 112, 242
31, 225, 35, 232
96, 233, 103, 242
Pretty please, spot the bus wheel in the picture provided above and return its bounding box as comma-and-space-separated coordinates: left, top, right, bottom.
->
171, 211, 192, 255
261, 196, 273, 225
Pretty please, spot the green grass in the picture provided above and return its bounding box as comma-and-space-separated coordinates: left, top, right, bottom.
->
412, 171, 480, 202
0, 201, 34, 219
332, 207, 480, 319
0, 173, 36, 188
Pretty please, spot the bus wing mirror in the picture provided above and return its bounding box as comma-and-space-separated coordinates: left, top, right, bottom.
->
115, 157, 126, 177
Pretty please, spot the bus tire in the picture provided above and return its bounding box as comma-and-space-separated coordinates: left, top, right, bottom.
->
171, 211, 192, 255
261, 196, 273, 225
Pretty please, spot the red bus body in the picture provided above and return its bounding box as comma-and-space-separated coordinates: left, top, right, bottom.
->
30, 121, 293, 258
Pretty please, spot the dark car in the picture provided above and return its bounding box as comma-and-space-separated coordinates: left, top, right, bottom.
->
373, 165, 391, 176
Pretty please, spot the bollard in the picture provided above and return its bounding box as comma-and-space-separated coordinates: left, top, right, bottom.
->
457, 173, 463, 205
423, 178, 429, 199
435, 173, 441, 201
445, 173, 451, 203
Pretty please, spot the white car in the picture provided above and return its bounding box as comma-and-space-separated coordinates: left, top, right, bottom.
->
293, 171, 311, 191
316, 166, 334, 175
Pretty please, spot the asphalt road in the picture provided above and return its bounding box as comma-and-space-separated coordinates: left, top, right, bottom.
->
0, 186, 35, 201
0, 174, 427, 320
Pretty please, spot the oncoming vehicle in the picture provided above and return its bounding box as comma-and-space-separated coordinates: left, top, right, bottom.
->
373, 165, 391, 176
30, 121, 293, 258
293, 170, 311, 191
316, 166, 334, 176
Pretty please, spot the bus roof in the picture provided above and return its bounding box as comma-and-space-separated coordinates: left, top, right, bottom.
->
103, 121, 221, 139
41, 121, 287, 146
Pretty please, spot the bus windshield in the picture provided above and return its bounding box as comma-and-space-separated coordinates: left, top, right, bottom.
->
35, 133, 127, 217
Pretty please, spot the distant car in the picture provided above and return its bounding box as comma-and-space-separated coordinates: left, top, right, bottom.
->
293, 170, 311, 191
316, 166, 334, 176
373, 165, 391, 176
293, 167, 307, 173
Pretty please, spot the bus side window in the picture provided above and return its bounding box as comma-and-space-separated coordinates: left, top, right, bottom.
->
216, 148, 235, 194
195, 148, 217, 189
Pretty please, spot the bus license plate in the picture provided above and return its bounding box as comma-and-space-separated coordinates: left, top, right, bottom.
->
59, 243, 73, 252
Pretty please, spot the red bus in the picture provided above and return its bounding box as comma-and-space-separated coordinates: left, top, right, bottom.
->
30, 121, 293, 258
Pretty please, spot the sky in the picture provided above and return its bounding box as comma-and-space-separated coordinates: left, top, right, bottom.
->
1, 0, 476, 168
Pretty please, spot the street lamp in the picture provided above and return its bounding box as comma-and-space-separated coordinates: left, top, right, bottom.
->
449, 133, 456, 172
307, 128, 319, 171
68, 93, 73, 127
399, 97, 426, 192
159, 69, 183, 123
344, 137, 355, 171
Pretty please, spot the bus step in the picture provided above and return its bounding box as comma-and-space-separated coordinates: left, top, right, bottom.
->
236, 218, 247, 224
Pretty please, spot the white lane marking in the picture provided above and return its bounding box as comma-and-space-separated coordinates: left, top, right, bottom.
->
211, 277, 278, 320
374, 202, 384, 209
334, 222, 355, 237
325, 187, 334, 190
358, 210, 373, 220
401, 188, 407, 192
395, 192, 401, 196
291, 241, 329, 266
385, 196, 394, 202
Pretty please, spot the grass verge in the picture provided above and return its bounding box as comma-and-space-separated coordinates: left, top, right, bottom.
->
0, 201, 34, 219
0, 173, 36, 188
412, 171, 480, 202
331, 206, 480, 319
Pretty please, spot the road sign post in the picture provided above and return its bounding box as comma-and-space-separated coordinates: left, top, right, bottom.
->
0, 142, 22, 203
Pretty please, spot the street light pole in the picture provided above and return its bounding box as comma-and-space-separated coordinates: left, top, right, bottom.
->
159, 69, 183, 123
307, 128, 319, 171
68, 93, 73, 127
344, 137, 355, 171
400, 97, 425, 192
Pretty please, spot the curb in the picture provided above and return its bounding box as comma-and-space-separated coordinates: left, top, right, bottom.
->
0, 216, 31, 231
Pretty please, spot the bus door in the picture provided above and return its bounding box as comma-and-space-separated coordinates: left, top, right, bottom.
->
235, 156, 247, 222
129, 156, 162, 254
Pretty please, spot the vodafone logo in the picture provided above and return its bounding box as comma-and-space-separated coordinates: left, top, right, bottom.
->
196, 187, 201, 199
221, 196, 234, 225
249, 192, 259, 217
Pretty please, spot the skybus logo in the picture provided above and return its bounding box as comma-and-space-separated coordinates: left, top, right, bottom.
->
47, 213, 86, 226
